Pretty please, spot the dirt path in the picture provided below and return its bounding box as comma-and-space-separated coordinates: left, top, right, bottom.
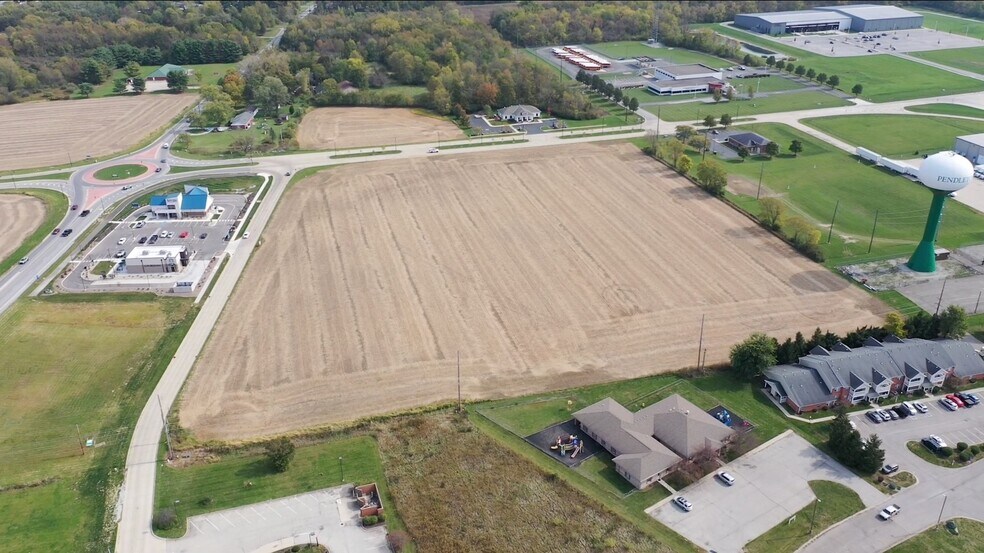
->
180, 143, 887, 440
296, 107, 465, 150
0, 194, 45, 261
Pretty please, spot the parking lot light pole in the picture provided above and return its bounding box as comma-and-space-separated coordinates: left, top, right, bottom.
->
338, 456, 344, 483
937, 494, 947, 527
808, 498, 822, 534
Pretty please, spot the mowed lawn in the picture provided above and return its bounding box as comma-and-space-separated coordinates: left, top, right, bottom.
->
887, 518, 984, 553
92, 62, 239, 97
155, 435, 393, 538
912, 46, 984, 75
905, 103, 984, 118
716, 122, 984, 262
914, 10, 984, 39
744, 481, 864, 553
708, 24, 984, 102
803, 114, 984, 157
0, 294, 194, 552
588, 41, 731, 67
654, 90, 850, 122
626, 75, 806, 107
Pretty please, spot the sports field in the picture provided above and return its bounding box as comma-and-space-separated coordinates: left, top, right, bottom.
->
709, 24, 984, 102
0, 194, 44, 261
297, 107, 464, 150
912, 46, 984, 75
803, 114, 984, 157
180, 142, 886, 440
0, 94, 196, 171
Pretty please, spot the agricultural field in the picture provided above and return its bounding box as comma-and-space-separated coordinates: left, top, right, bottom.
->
179, 142, 885, 441
0, 94, 196, 171
297, 107, 464, 150
375, 411, 673, 552
705, 123, 984, 263
911, 46, 984, 75
709, 24, 984, 102
0, 294, 195, 552
802, 114, 984, 157
653, 90, 851, 122
0, 194, 45, 262
0, 189, 67, 277
905, 103, 984, 118
588, 42, 732, 67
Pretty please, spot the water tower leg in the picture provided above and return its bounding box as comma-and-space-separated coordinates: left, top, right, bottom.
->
907, 191, 947, 273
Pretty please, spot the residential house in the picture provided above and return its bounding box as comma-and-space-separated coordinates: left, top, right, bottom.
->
146, 64, 187, 82
496, 104, 541, 123
229, 107, 258, 130
726, 132, 772, 155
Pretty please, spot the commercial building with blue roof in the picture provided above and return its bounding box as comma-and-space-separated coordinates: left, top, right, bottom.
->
149, 185, 213, 219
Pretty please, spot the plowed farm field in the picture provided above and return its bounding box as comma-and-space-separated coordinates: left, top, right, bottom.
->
296, 107, 464, 150
181, 143, 886, 440
0, 194, 45, 260
0, 95, 195, 171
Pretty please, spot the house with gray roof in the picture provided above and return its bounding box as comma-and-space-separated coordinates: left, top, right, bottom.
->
763, 337, 984, 413
726, 132, 772, 155
496, 104, 541, 123
573, 394, 734, 489
229, 107, 258, 130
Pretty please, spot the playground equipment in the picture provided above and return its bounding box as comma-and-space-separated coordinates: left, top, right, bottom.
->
715, 409, 733, 427
550, 434, 583, 458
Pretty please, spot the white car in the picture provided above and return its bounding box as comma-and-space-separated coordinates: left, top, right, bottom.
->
716, 471, 736, 486
928, 435, 948, 449
674, 496, 693, 511
939, 398, 958, 411
913, 401, 928, 413
18, 257, 28, 265
162, 143, 169, 149
428, 148, 439, 154
117, 237, 127, 245
243, 231, 250, 239
878, 504, 901, 520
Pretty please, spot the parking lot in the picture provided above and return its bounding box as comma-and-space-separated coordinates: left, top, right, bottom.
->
853, 392, 984, 454
648, 432, 884, 553
768, 27, 982, 57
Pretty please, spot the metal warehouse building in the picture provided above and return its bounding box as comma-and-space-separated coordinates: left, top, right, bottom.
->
955, 133, 984, 165
734, 4, 923, 35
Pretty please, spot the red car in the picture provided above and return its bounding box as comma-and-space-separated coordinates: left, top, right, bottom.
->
179, 231, 189, 238
71, 204, 78, 210
52, 227, 60, 235
947, 394, 966, 408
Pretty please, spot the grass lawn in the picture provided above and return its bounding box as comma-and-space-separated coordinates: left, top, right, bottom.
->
558, 92, 644, 128
0, 189, 67, 277
802, 114, 984, 157
914, 10, 984, 39
92, 63, 239, 98
708, 24, 984, 102
91, 260, 117, 276
93, 163, 148, 180
654, 90, 851, 122
906, 441, 984, 468
888, 518, 984, 553
587, 42, 732, 67
734, 75, 810, 93
911, 46, 984, 76
905, 103, 984, 118
708, 122, 984, 264
155, 435, 394, 538
168, 162, 257, 174
131, 175, 263, 210
744, 481, 864, 553
380, 84, 427, 97
329, 149, 401, 159
0, 294, 197, 552
177, 113, 301, 159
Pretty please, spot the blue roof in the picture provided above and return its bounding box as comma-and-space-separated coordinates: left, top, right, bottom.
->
149, 193, 178, 206
183, 195, 208, 210
183, 185, 209, 196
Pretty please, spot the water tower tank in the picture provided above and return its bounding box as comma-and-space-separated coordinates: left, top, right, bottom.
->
908, 152, 974, 273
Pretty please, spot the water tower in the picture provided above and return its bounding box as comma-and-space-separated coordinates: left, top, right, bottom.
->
908, 151, 974, 273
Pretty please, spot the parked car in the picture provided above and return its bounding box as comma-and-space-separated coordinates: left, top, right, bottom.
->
135, 221, 145, 229
877, 410, 892, 422
117, 237, 126, 245
866, 411, 882, 424
892, 406, 909, 419
148, 235, 159, 244
114, 250, 126, 258
674, 496, 693, 512
849, 420, 858, 431
913, 401, 928, 414
886, 409, 900, 420
179, 231, 189, 238
958, 392, 980, 406
881, 463, 900, 475
138, 236, 147, 244
716, 471, 736, 486
18, 257, 28, 265
878, 504, 901, 520
199, 232, 208, 239
939, 398, 958, 411
947, 394, 966, 408
901, 402, 917, 416
80, 210, 90, 217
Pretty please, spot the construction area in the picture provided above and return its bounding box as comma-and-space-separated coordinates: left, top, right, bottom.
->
179, 143, 887, 441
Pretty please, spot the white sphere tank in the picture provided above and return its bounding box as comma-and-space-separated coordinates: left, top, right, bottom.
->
919, 151, 974, 192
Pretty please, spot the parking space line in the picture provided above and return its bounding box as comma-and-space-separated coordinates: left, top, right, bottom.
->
280, 500, 298, 514
219, 512, 235, 527
265, 504, 282, 518
236, 511, 251, 524
250, 506, 266, 520
189, 519, 204, 534
205, 517, 221, 531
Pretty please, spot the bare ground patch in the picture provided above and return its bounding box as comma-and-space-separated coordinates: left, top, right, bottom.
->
180, 142, 886, 440
0, 194, 45, 260
0, 94, 196, 171
296, 107, 464, 150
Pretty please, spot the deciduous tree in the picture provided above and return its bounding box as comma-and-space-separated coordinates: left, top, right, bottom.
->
730, 332, 777, 379
166, 70, 189, 93
938, 305, 968, 339
676, 154, 693, 174
764, 141, 780, 157
695, 159, 727, 196
759, 197, 783, 230
884, 312, 906, 338
789, 139, 804, 156
851, 83, 863, 96
719, 113, 732, 128
78, 82, 94, 98
703, 115, 716, 128
264, 437, 295, 473
827, 75, 840, 88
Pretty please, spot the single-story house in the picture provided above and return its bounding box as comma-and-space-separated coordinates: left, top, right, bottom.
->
726, 132, 772, 155
149, 185, 214, 219
763, 336, 984, 414
573, 394, 735, 489
229, 107, 258, 130
497, 104, 541, 123
146, 64, 187, 82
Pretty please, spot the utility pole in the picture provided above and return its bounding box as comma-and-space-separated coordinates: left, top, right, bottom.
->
158, 394, 173, 461
809, 498, 822, 534
827, 200, 840, 244
936, 494, 947, 527
697, 314, 705, 367
756, 161, 765, 199
867, 209, 879, 254
935, 279, 948, 315
975, 291, 981, 314
76, 424, 85, 456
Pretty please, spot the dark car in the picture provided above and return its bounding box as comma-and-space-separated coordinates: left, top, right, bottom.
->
148, 235, 159, 244
155, 167, 162, 173
60, 228, 73, 237
199, 232, 208, 239
922, 438, 942, 453
138, 236, 148, 244
892, 406, 909, 418
52, 228, 60, 235
71, 204, 78, 210
958, 392, 980, 406
866, 411, 882, 424
80, 209, 90, 217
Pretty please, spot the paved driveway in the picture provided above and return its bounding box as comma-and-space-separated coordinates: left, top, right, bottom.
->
647, 432, 883, 553
802, 394, 984, 553
166, 486, 388, 553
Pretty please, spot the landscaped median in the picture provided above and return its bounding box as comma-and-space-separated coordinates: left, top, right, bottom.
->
907, 440, 984, 468
744, 481, 864, 553
887, 517, 984, 553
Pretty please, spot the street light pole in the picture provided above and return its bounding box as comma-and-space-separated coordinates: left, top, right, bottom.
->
338, 456, 344, 483
809, 498, 822, 534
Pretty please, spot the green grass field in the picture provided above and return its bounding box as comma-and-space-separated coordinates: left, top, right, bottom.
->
155, 435, 392, 538
701, 122, 984, 263
915, 10, 984, 39
625, 76, 806, 108
168, 162, 257, 174
0, 294, 196, 552
888, 518, 984, 553
734, 76, 809, 93
131, 175, 262, 210
803, 114, 984, 157
92, 63, 240, 98
587, 42, 732, 67
709, 24, 984, 102
0, 189, 66, 277
93, 163, 148, 180
905, 103, 984, 118
911, 46, 984, 75
654, 90, 851, 122
744, 481, 864, 553
178, 115, 300, 158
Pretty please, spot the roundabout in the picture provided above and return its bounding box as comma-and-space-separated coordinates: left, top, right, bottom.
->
92, 163, 149, 181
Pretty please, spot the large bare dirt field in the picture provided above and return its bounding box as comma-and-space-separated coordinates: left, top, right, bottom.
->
0, 94, 196, 171
0, 194, 45, 260
296, 107, 465, 150
181, 143, 886, 440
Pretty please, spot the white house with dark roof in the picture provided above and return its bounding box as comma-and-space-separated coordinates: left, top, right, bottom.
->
763, 337, 984, 413
573, 394, 734, 489
496, 104, 541, 122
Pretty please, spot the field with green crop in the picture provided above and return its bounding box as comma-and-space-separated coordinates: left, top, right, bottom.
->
803, 115, 984, 157
905, 103, 984, 118
911, 46, 984, 75
0, 294, 195, 552
654, 90, 851, 122
708, 24, 984, 102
